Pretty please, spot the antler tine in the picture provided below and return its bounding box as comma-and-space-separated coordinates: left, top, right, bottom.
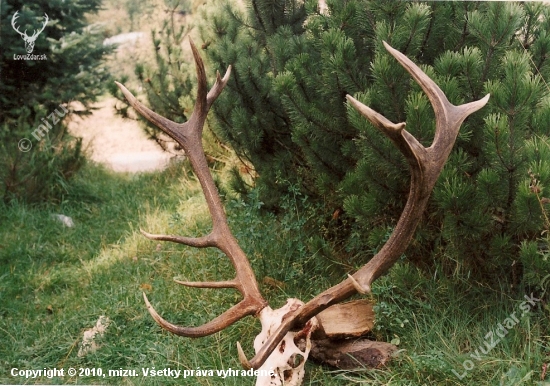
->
118, 38, 267, 340
345, 95, 425, 163
140, 228, 213, 248
382, 41, 490, 157
143, 293, 260, 337
240, 42, 490, 370
115, 81, 183, 144
187, 39, 232, 129
189, 39, 209, 126
115, 39, 231, 147
173, 279, 238, 289
207, 67, 231, 110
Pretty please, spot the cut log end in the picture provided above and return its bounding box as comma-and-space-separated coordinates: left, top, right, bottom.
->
314, 299, 375, 339
310, 339, 398, 370
310, 299, 397, 369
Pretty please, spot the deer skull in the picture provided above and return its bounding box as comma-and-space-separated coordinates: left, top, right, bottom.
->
254, 299, 318, 386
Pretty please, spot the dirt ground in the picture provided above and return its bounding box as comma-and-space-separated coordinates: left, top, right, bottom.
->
68, 97, 172, 173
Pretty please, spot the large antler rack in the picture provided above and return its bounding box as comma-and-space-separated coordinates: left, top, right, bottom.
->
116, 39, 268, 337
237, 41, 489, 370
117, 39, 489, 372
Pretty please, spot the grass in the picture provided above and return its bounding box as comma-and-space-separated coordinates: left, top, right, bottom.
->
0, 160, 548, 385
0, 160, 329, 386
3, 0, 548, 384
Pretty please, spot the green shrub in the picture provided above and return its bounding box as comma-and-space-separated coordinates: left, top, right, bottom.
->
197, 0, 550, 288
0, 1, 112, 203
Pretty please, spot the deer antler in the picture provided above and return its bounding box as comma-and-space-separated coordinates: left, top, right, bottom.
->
237, 41, 490, 370
117, 39, 489, 377
116, 39, 267, 337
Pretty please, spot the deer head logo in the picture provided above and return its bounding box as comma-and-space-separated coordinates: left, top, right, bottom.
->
11, 11, 49, 54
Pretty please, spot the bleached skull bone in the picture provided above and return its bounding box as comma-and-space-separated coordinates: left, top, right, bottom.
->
254, 298, 318, 386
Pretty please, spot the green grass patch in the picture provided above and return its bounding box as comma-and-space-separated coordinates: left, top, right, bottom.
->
0, 162, 548, 385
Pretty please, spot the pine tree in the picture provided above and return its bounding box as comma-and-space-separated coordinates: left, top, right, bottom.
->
197, 0, 550, 288
110, 0, 199, 154
196, 0, 309, 206
0, 0, 112, 203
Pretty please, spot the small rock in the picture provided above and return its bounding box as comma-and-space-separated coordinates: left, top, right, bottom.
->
52, 214, 74, 227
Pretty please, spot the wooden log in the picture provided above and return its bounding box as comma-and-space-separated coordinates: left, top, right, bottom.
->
310, 299, 397, 369
310, 338, 397, 369
313, 299, 375, 339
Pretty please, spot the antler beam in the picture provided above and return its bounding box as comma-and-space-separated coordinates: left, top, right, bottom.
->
116, 39, 267, 338
118, 39, 489, 381
237, 41, 489, 370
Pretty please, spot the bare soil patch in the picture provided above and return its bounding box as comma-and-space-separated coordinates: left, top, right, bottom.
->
69, 97, 171, 173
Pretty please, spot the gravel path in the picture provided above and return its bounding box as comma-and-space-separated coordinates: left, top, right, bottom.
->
69, 97, 172, 173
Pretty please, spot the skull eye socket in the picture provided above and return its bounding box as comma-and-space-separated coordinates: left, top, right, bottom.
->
288, 353, 305, 369
283, 369, 292, 382
293, 335, 307, 353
